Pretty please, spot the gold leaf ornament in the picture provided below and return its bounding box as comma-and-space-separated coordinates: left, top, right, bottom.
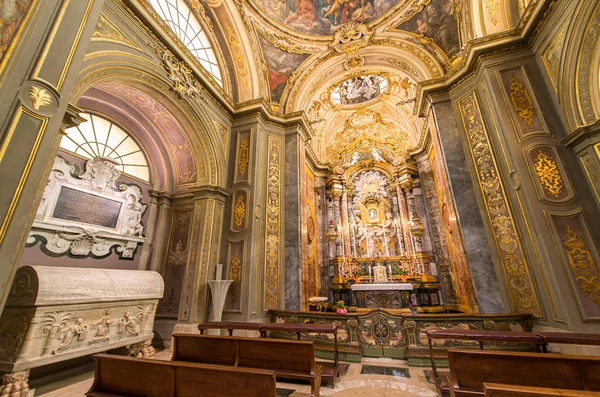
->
234, 195, 246, 228
29, 87, 52, 111
563, 225, 600, 307
509, 75, 536, 128
238, 138, 249, 176
534, 150, 564, 197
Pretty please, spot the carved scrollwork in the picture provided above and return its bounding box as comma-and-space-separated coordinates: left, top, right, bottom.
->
330, 22, 372, 55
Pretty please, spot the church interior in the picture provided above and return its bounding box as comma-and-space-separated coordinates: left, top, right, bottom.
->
1, 0, 600, 395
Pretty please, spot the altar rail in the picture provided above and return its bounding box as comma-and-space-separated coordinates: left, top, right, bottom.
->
268, 310, 533, 364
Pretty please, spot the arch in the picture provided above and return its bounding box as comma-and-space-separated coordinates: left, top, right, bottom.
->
72, 61, 225, 188
561, 1, 600, 131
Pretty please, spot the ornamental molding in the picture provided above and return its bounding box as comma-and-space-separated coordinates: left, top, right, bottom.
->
27, 157, 146, 259
458, 92, 540, 316
264, 136, 282, 310
330, 23, 373, 56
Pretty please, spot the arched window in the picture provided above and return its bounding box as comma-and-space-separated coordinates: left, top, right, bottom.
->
148, 0, 223, 86
60, 113, 151, 182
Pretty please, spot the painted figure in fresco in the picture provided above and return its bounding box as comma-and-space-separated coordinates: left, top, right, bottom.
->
0, 0, 31, 60
284, 0, 317, 28
396, 0, 459, 58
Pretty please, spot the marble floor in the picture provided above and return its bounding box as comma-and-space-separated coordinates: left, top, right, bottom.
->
36, 352, 439, 397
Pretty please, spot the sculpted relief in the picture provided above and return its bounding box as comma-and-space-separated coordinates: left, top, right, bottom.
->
27, 156, 147, 258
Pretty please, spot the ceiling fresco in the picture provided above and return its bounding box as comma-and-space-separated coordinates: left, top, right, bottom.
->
251, 0, 398, 36
394, 0, 460, 58
257, 33, 310, 103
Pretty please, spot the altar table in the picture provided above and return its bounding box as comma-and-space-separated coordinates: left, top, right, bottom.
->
350, 283, 415, 308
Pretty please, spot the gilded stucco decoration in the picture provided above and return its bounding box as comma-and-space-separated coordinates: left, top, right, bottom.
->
326, 109, 410, 168
28, 87, 52, 111
563, 225, 600, 308
92, 13, 138, 49
534, 150, 564, 198
156, 48, 209, 103
233, 193, 247, 229
229, 247, 242, 306
459, 92, 541, 316
238, 137, 249, 177
484, 0, 499, 25
225, 23, 249, 92
541, 18, 569, 92
264, 135, 282, 310
509, 75, 536, 128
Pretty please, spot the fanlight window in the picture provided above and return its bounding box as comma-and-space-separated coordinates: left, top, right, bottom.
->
148, 0, 222, 86
60, 113, 150, 182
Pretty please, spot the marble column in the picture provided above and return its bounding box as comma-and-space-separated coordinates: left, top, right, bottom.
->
284, 132, 302, 310
340, 190, 351, 258
431, 97, 504, 313
0, 0, 106, 314
144, 190, 172, 272
330, 191, 343, 257
393, 183, 413, 257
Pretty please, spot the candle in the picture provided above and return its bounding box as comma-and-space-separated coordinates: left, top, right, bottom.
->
388, 265, 392, 277
369, 265, 372, 276
215, 263, 223, 280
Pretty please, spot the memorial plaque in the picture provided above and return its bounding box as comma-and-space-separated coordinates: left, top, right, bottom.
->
52, 186, 122, 228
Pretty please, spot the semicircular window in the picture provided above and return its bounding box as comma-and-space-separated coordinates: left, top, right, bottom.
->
331, 75, 389, 105
60, 113, 150, 183
148, 0, 223, 86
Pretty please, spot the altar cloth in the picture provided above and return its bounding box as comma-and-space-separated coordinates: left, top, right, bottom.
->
351, 283, 414, 291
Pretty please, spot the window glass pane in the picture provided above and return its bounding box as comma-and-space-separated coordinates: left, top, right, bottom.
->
61, 113, 150, 182
148, 0, 223, 86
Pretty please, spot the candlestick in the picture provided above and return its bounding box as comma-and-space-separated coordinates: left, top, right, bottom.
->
388, 264, 392, 277
368, 265, 372, 276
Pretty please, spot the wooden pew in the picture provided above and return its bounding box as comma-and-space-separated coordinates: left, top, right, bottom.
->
426, 329, 547, 397
484, 383, 600, 397
197, 321, 264, 336
172, 333, 322, 397
535, 332, 600, 347
446, 349, 600, 397
260, 323, 340, 387
86, 354, 277, 397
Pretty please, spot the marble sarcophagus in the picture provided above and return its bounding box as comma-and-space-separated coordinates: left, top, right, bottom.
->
0, 265, 164, 395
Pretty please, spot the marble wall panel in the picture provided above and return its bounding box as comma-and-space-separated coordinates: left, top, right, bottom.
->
432, 100, 505, 313
234, 130, 251, 184
524, 144, 574, 204
157, 209, 193, 317
230, 189, 248, 232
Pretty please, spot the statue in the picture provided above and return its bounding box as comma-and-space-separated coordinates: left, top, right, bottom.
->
371, 148, 385, 162
118, 312, 140, 337
93, 311, 112, 338
126, 201, 146, 237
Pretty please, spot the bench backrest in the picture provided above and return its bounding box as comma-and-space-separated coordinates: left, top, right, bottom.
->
449, 350, 600, 392
88, 354, 277, 397
484, 383, 600, 397
92, 354, 175, 397
172, 334, 316, 375
173, 333, 238, 365
238, 337, 316, 374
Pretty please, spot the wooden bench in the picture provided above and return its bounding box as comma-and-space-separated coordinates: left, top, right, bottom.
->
426, 328, 547, 395
260, 322, 340, 387
86, 353, 277, 397
172, 333, 322, 397
197, 321, 264, 336
484, 383, 600, 397
196, 321, 341, 387
535, 332, 600, 347
446, 349, 600, 397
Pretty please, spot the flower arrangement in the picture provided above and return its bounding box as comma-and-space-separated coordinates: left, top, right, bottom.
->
336, 300, 347, 314
409, 302, 418, 315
